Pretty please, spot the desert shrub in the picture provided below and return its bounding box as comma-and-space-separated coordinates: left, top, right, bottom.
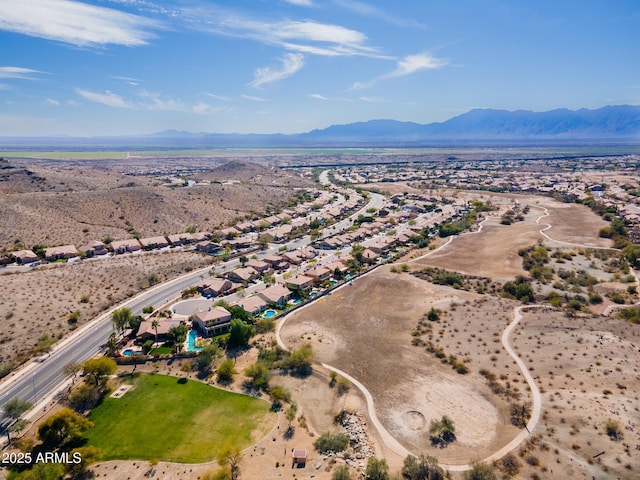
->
619, 306, 640, 324
605, 419, 623, 440
314, 432, 350, 453
463, 461, 497, 480
499, 453, 521, 478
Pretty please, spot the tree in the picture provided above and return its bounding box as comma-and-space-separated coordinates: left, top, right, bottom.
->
365, 457, 389, 480
216, 359, 237, 384
239, 255, 248, 267
82, 356, 117, 387
228, 319, 254, 348
167, 323, 188, 347
13, 462, 64, 480
244, 362, 271, 390
105, 332, 119, 357
351, 244, 365, 263
285, 402, 297, 427
151, 319, 160, 344
68, 383, 102, 412
217, 445, 242, 480
63, 361, 82, 384
284, 344, 313, 375
463, 461, 497, 480
426, 307, 440, 322
314, 432, 350, 453
37, 408, 93, 448
111, 307, 133, 333
401, 454, 444, 480
2, 398, 32, 442
332, 464, 352, 480
429, 415, 456, 446
142, 339, 155, 354
67, 445, 103, 476
35, 333, 56, 354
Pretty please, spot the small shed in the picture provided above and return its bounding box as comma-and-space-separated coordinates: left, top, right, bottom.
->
292, 449, 307, 467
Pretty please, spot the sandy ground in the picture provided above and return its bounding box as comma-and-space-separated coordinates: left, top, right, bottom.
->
280, 269, 522, 466
0, 158, 309, 247
0, 250, 213, 366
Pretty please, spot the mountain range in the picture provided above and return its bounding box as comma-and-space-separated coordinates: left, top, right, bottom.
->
2, 105, 639, 147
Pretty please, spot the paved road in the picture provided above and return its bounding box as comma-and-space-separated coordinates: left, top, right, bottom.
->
0, 187, 384, 423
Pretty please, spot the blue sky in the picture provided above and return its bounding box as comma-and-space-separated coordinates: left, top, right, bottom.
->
0, 0, 638, 136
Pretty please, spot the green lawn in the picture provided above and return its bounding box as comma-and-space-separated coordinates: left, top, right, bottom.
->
84, 373, 274, 463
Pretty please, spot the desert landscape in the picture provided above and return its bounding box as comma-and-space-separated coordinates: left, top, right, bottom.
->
278, 189, 639, 479
1, 153, 639, 480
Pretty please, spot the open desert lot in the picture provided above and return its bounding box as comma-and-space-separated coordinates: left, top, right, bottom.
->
280, 268, 523, 467
412, 192, 612, 282
0, 157, 310, 247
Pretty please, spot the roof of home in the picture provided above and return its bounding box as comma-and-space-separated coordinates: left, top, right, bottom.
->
234, 295, 267, 313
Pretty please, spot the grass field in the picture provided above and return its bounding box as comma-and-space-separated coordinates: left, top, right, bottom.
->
84, 373, 274, 463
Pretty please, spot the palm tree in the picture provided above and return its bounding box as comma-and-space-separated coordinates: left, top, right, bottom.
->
151, 319, 159, 344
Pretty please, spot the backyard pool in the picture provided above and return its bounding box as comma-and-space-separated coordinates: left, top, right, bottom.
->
291, 298, 302, 305
187, 330, 204, 352
122, 348, 142, 356
262, 309, 277, 319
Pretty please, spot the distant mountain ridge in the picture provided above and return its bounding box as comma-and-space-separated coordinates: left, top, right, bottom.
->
2, 105, 639, 147
302, 105, 640, 142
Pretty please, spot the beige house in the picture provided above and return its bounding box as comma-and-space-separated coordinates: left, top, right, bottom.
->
258, 284, 292, 306
45, 245, 78, 261
110, 239, 142, 254
305, 266, 331, 284
12, 249, 39, 264
197, 278, 232, 297
78, 240, 108, 257
234, 296, 268, 316
193, 306, 232, 337
139, 236, 169, 250
285, 275, 314, 293
227, 267, 259, 284
137, 318, 182, 342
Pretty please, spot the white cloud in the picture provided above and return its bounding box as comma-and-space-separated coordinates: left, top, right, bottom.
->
0, 66, 44, 80
0, 0, 161, 47
359, 96, 384, 103
111, 75, 142, 86
351, 52, 447, 90
76, 88, 209, 114
203, 92, 231, 101
250, 53, 304, 88
182, 6, 379, 58
309, 93, 328, 100
76, 88, 133, 109
388, 53, 447, 77
45, 98, 60, 106
334, 0, 424, 28
241, 94, 267, 102
284, 0, 314, 6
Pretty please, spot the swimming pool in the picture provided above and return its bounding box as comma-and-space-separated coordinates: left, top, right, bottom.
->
187, 330, 204, 352
262, 309, 277, 319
